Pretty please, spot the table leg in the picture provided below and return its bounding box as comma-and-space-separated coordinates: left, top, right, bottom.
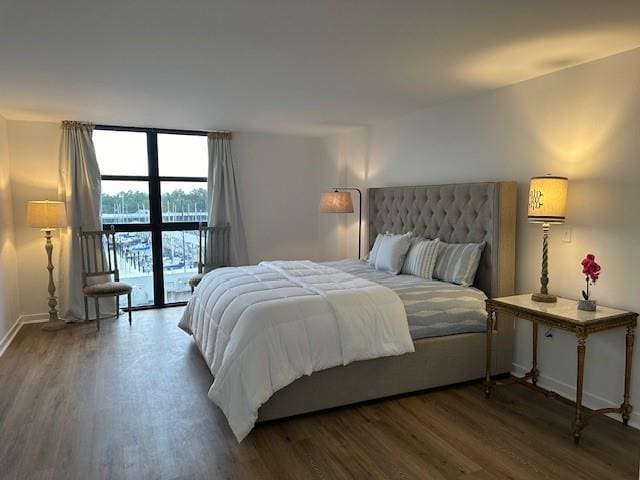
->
622, 324, 635, 426
484, 309, 494, 398
573, 328, 587, 444
532, 321, 539, 386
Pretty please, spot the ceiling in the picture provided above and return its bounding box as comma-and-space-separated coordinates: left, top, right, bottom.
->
1, 0, 639, 135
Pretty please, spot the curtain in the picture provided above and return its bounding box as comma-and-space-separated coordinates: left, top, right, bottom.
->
57, 121, 112, 320
207, 132, 249, 266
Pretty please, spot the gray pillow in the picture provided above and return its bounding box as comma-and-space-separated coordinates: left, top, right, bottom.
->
367, 233, 385, 266
375, 232, 412, 274
433, 241, 486, 287
401, 238, 440, 279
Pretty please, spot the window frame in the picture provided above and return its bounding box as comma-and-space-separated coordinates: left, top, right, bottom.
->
96, 124, 208, 309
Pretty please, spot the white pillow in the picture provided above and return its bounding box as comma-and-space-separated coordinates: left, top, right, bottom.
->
375, 232, 412, 274
367, 233, 385, 266
401, 238, 440, 279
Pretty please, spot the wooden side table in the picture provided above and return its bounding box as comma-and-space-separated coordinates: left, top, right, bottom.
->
485, 294, 637, 443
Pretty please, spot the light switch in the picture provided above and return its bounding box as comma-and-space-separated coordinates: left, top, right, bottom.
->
561, 226, 572, 243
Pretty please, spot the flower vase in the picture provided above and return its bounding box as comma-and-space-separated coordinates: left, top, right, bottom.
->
578, 299, 597, 312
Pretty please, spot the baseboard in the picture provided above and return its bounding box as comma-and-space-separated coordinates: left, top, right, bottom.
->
0, 313, 48, 358
512, 362, 640, 429
19, 313, 49, 324
0, 318, 22, 358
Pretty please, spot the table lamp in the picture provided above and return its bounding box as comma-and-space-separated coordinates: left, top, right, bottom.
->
320, 188, 362, 259
27, 200, 68, 330
528, 175, 568, 303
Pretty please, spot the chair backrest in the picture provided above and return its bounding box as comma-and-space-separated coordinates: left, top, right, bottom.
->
79, 226, 119, 286
198, 223, 230, 273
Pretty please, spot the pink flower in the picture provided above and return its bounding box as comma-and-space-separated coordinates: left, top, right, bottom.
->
581, 254, 601, 283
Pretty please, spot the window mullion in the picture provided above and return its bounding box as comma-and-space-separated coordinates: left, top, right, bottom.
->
147, 132, 165, 307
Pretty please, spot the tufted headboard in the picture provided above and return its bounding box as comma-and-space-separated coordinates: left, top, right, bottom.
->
368, 182, 517, 298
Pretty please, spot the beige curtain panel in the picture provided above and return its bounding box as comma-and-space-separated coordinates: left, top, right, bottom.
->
57, 121, 113, 320
207, 131, 249, 266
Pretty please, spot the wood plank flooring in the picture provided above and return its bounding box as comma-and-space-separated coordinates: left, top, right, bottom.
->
1, 307, 638, 479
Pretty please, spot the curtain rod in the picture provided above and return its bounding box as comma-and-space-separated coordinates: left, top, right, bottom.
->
94, 124, 222, 136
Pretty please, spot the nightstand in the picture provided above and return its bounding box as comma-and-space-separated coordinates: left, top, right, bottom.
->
484, 294, 637, 443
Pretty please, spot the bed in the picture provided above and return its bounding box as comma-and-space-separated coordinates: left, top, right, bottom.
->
180, 181, 516, 440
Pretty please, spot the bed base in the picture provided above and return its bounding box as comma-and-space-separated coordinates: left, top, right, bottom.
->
257, 312, 513, 422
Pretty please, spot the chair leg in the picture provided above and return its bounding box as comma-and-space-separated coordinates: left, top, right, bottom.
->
127, 293, 132, 326
116, 296, 120, 318
95, 297, 100, 331
84, 296, 89, 322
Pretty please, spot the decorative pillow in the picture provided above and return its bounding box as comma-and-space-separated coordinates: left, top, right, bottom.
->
401, 238, 440, 279
367, 233, 385, 266
433, 241, 486, 287
375, 232, 413, 274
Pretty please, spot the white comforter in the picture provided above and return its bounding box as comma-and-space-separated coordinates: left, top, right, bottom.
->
179, 260, 414, 441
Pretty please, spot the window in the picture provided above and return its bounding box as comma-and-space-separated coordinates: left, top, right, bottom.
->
95, 126, 208, 308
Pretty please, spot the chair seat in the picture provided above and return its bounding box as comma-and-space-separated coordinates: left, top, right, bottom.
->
188, 273, 204, 288
83, 281, 132, 296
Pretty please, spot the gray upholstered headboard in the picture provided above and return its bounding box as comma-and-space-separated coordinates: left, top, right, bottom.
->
368, 182, 517, 298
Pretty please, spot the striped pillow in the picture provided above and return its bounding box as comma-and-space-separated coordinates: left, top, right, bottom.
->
433, 241, 486, 287
401, 238, 440, 279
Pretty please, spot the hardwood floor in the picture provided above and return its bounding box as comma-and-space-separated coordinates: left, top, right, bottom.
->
1, 308, 638, 480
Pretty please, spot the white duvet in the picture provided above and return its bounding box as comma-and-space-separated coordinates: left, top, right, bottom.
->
179, 260, 414, 441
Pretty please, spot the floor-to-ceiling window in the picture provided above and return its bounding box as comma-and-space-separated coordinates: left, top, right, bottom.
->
94, 126, 208, 308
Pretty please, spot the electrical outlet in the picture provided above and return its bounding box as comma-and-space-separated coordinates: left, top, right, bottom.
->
561, 226, 572, 243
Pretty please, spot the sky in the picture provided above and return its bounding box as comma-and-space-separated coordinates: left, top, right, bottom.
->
94, 130, 208, 196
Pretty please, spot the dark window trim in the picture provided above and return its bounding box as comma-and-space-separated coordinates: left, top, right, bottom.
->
95, 124, 208, 136
102, 175, 206, 182
96, 124, 208, 309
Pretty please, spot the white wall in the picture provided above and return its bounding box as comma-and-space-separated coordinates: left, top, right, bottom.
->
7, 121, 60, 317
0, 114, 20, 346
325, 48, 640, 424
5, 122, 335, 315
321, 129, 370, 260
232, 132, 331, 263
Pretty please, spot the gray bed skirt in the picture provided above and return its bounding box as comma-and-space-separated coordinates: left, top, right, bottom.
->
257, 313, 513, 422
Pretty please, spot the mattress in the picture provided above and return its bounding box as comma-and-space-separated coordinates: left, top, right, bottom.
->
325, 260, 488, 340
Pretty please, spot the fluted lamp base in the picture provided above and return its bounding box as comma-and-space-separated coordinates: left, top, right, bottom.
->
42, 320, 67, 331
531, 292, 558, 303
40, 228, 67, 332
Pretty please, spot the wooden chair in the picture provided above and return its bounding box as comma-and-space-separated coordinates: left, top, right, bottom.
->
79, 226, 132, 330
189, 223, 230, 292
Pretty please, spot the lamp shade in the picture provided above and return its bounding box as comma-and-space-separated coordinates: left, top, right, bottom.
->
319, 191, 354, 213
27, 200, 67, 229
527, 176, 568, 224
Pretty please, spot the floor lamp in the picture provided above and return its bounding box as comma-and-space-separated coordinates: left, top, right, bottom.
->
319, 188, 362, 259
27, 200, 68, 331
